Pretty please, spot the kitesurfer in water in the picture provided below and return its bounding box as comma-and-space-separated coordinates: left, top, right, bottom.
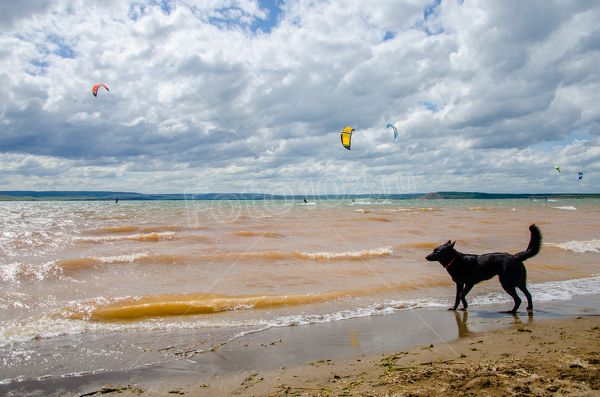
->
116, 198, 118, 204
304, 198, 308, 203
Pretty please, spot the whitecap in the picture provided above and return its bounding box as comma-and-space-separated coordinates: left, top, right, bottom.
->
545, 240, 600, 253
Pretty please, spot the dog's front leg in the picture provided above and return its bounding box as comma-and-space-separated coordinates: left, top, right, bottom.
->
450, 283, 464, 310
459, 283, 474, 310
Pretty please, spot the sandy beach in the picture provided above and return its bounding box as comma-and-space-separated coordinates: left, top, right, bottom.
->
4, 294, 600, 397
210, 315, 600, 397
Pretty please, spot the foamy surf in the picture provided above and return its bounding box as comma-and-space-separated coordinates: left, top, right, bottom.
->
229, 231, 285, 238
60, 291, 349, 322
1, 254, 156, 281
85, 225, 186, 234
0, 261, 62, 282
3, 276, 598, 347
470, 276, 600, 306
73, 232, 176, 243
545, 240, 600, 253
3, 248, 396, 278
295, 246, 393, 260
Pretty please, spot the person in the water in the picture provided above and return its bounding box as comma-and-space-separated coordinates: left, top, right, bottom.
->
304, 198, 308, 203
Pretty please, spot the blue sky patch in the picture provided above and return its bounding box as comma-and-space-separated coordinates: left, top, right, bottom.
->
414, 0, 444, 36
207, 8, 246, 30
25, 59, 49, 76
153, 0, 173, 15
54, 43, 76, 59
128, 3, 147, 21
383, 31, 395, 41
253, 0, 282, 33
424, 0, 441, 21
207, 0, 282, 33
529, 130, 590, 151
419, 101, 438, 112
46, 35, 76, 59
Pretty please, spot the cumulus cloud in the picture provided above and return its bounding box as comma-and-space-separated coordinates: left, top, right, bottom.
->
0, 0, 599, 194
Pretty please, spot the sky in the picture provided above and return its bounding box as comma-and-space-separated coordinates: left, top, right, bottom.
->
1, 0, 599, 195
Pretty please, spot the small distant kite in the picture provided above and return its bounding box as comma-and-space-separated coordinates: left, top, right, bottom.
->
554, 166, 562, 173
341, 127, 354, 150
92, 83, 109, 97
578, 171, 583, 181
387, 124, 398, 141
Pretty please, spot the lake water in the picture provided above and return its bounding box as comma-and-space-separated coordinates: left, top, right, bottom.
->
1, 198, 599, 384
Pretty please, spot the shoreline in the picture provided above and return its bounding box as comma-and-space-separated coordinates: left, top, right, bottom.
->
1, 193, 600, 201
214, 313, 600, 397
2, 293, 600, 396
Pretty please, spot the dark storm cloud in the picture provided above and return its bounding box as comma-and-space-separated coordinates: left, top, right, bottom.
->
0, 0, 52, 30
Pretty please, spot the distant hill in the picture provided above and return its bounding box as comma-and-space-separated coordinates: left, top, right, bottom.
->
0, 191, 598, 201
419, 193, 444, 199
423, 192, 600, 200
0, 191, 422, 201
0, 191, 184, 201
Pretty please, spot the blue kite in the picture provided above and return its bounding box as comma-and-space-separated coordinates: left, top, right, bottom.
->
387, 124, 398, 142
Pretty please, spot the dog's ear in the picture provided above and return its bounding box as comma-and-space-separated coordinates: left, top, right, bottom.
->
445, 240, 452, 246
450, 241, 456, 249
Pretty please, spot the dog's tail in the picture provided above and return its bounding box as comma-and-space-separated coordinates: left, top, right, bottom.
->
515, 224, 543, 262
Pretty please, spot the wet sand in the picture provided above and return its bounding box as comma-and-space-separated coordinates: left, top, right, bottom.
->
3, 294, 600, 396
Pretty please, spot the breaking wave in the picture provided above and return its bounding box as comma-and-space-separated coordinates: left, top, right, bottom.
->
3, 276, 599, 347
545, 240, 600, 253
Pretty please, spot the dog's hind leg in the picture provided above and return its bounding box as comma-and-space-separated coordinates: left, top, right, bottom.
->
517, 282, 533, 312
500, 281, 522, 313
517, 268, 533, 312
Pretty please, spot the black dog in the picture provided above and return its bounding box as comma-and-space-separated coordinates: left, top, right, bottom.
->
425, 224, 542, 313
